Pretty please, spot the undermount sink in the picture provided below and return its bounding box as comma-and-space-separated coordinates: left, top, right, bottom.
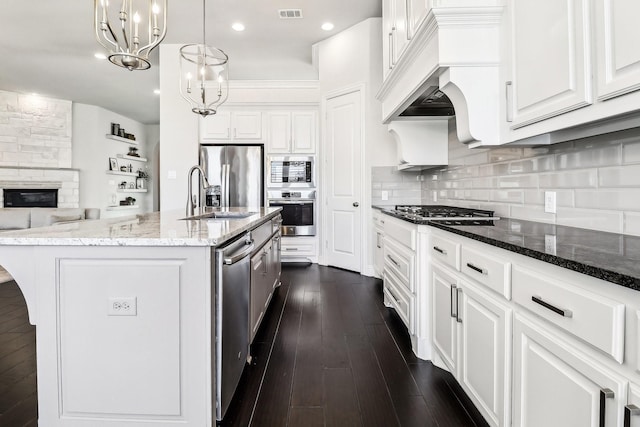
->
181, 211, 258, 220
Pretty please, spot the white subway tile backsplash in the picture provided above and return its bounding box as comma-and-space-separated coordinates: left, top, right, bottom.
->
555, 145, 621, 169
599, 164, 640, 187
510, 205, 556, 223
624, 212, 640, 236
575, 189, 640, 211
538, 170, 598, 188
372, 126, 640, 236
556, 207, 623, 234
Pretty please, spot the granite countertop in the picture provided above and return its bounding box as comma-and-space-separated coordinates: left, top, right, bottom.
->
0, 207, 282, 247
375, 206, 640, 291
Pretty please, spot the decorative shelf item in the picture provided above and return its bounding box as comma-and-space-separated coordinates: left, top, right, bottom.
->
117, 154, 147, 162
106, 205, 140, 211
117, 189, 148, 193
105, 134, 139, 145
106, 170, 138, 177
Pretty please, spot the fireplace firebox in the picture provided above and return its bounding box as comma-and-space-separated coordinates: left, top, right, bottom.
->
3, 189, 58, 208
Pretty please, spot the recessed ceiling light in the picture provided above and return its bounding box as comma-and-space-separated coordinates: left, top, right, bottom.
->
94, 52, 107, 60
153, 89, 161, 95
232, 22, 245, 32
321, 22, 334, 31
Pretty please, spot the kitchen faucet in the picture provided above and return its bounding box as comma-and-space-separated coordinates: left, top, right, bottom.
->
186, 165, 212, 217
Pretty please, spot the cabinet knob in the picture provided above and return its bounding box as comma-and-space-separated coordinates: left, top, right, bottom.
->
353, 202, 359, 207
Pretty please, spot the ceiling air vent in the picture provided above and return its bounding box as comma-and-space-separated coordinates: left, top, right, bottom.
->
278, 9, 303, 19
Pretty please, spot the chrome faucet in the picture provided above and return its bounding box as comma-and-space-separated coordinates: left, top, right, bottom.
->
186, 165, 212, 217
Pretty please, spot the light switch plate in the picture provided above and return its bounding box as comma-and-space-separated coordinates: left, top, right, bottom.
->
544, 191, 557, 214
381, 190, 389, 201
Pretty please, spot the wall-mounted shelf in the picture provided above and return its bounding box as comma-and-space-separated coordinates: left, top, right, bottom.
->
105, 134, 139, 145
106, 170, 138, 177
117, 189, 147, 193
117, 154, 147, 162
106, 205, 140, 211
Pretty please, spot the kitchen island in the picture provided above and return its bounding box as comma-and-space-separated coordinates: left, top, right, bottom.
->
0, 207, 281, 427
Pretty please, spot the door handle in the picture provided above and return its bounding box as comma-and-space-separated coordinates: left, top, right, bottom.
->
353, 202, 359, 207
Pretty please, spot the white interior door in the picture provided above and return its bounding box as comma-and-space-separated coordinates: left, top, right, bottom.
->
325, 90, 362, 272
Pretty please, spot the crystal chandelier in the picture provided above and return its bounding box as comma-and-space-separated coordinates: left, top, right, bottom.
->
179, 0, 229, 116
94, 0, 168, 71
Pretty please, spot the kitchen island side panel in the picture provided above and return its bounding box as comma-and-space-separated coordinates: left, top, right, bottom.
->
3, 245, 214, 427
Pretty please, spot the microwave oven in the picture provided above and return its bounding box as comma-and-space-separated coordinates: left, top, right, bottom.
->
267, 156, 314, 188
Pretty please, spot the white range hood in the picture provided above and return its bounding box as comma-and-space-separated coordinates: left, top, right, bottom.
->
377, 4, 504, 148
387, 119, 449, 171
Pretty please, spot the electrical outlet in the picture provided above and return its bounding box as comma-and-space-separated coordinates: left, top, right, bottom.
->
381, 190, 389, 201
108, 297, 137, 316
544, 234, 557, 255
432, 191, 437, 202
544, 191, 557, 214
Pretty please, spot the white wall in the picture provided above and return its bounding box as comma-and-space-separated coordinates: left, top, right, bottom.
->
159, 44, 200, 212
72, 103, 153, 217
315, 18, 396, 275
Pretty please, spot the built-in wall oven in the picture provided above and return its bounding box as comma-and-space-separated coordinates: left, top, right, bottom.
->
267, 190, 316, 236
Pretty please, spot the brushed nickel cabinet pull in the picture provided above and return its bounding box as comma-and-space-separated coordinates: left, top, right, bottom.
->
466, 262, 487, 275
505, 81, 513, 123
387, 255, 400, 267
531, 296, 573, 318
450, 284, 457, 318
455, 288, 463, 323
624, 404, 640, 427
600, 389, 615, 427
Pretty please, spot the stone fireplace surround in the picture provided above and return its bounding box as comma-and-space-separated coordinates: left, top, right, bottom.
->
0, 167, 79, 208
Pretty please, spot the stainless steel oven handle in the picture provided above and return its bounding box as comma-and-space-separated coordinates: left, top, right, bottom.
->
269, 200, 315, 204
224, 241, 255, 265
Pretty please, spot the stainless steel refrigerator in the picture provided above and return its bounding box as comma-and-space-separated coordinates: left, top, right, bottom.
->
200, 144, 264, 208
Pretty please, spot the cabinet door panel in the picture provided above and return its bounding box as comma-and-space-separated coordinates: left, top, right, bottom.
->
511, 0, 592, 128
267, 112, 291, 153
233, 112, 262, 139
459, 281, 510, 427
201, 112, 231, 140
513, 315, 624, 427
291, 112, 316, 153
392, 0, 410, 63
595, 0, 640, 100
407, 0, 428, 38
432, 266, 458, 374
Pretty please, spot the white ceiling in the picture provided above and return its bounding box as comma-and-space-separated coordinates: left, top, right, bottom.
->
0, 0, 381, 124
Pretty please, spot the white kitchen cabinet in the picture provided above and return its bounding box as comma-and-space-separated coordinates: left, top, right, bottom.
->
280, 236, 317, 259
407, 0, 428, 39
266, 111, 316, 154
509, 0, 592, 129
513, 313, 626, 427
431, 261, 511, 427
201, 110, 262, 141
250, 236, 279, 342
373, 210, 385, 278
457, 279, 511, 427
594, 0, 640, 101
432, 264, 459, 374
382, 0, 410, 78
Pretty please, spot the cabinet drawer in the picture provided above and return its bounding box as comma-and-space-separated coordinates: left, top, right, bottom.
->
512, 266, 625, 362
384, 270, 415, 334
461, 245, 511, 299
384, 216, 416, 250
281, 240, 315, 256
383, 238, 415, 293
430, 234, 460, 271
373, 211, 386, 229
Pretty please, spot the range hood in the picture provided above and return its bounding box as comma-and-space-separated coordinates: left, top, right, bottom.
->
377, 5, 504, 147
387, 119, 448, 171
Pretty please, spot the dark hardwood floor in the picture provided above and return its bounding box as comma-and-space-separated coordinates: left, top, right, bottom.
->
0, 280, 37, 427
222, 265, 488, 427
0, 265, 487, 427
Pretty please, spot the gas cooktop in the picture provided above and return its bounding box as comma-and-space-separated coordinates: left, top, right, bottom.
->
385, 205, 499, 225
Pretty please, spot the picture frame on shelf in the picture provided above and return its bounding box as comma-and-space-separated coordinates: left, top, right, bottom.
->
109, 157, 118, 171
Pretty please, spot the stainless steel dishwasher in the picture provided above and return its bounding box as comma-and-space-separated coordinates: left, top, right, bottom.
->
214, 231, 253, 421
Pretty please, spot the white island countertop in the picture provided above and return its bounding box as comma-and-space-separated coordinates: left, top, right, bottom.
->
0, 206, 282, 247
